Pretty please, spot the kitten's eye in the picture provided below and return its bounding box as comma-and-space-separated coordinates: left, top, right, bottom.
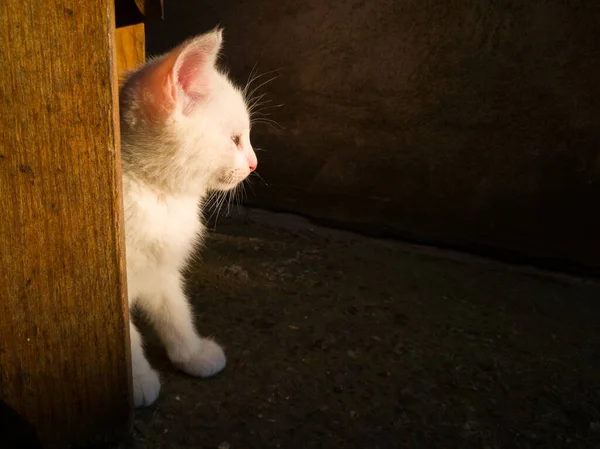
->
231, 135, 241, 146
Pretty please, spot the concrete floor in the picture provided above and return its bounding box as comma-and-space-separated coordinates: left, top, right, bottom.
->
113, 208, 600, 449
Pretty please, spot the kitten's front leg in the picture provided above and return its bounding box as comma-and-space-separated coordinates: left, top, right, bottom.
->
139, 272, 226, 378
130, 321, 161, 407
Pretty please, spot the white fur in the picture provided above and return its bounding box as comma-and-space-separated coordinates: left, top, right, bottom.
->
119, 29, 257, 407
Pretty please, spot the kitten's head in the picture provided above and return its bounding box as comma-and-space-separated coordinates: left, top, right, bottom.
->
120, 28, 257, 193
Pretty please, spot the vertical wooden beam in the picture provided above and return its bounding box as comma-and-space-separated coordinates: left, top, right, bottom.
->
0, 0, 132, 446
116, 23, 146, 84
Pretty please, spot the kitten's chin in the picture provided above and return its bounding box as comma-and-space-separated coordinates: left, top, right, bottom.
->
209, 179, 242, 192
211, 182, 238, 192
210, 171, 248, 191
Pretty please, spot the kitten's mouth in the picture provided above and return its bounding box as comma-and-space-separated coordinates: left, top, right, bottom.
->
213, 171, 249, 191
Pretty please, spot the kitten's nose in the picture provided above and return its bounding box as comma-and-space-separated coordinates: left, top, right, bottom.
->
247, 148, 258, 171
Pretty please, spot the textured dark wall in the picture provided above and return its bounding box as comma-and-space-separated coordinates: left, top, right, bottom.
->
146, 1, 600, 272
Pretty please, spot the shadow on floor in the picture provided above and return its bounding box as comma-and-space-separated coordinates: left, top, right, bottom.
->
117, 208, 600, 449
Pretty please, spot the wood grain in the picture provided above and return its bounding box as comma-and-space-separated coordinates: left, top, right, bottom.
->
116, 23, 146, 84
0, 0, 132, 446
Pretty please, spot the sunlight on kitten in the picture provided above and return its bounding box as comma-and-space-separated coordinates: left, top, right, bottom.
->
119, 28, 257, 407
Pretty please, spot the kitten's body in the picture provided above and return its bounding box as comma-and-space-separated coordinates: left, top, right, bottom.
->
119, 29, 257, 406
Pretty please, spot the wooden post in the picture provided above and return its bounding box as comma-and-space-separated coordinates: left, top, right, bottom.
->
0, 0, 132, 446
116, 23, 146, 84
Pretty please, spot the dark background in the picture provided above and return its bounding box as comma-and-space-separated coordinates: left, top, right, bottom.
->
146, 0, 600, 274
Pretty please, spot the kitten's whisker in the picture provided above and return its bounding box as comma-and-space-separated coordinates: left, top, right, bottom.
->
250, 109, 281, 118
234, 183, 244, 213
212, 190, 229, 230
245, 177, 257, 196
249, 105, 284, 123
248, 93, 269, 106
204, 193, 217, 213
253, 102, 284, 112
247, 96, 270, 114
205, 191, 223, 214
244, 62, 260, 96
251, 118, 284, 130
205, 195, 218, 220
251, 110, 274, 117
252, 171, 269, 187
246, 75, 279, 103
244, 68, 264, 93
248, 103, 272, 116
244, 69, 280, 97
207, 189, 230, 229
226, 187, 235, 216
248, 96, 267, 109
244, 71, 260, 98
241, 182, 248, 203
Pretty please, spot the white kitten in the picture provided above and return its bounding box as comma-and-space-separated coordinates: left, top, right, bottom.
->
119, 28, 257, 407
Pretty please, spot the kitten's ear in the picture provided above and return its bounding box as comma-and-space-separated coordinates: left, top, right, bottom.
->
173, 28, 223, 96
131, 28, 223, 121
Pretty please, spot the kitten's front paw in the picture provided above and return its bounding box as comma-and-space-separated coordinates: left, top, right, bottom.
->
174, 339, 226, 378
133, 368, 161, 407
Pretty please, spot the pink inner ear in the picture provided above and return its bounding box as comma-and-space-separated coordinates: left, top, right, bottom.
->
176, 49, 213, 94
174, 32, 222, 97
